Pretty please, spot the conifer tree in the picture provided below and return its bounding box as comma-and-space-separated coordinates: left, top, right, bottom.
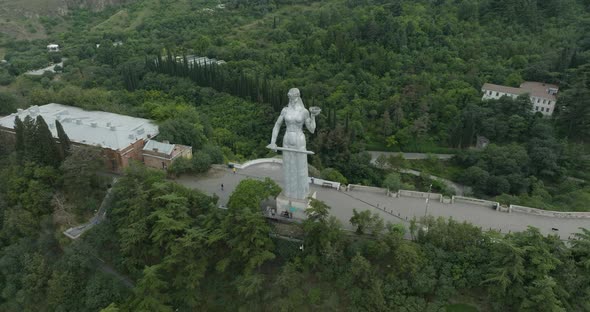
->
14, 116, 25, 161
34, 116, 61, 167
23, 115, 36, 162
55, 120, 71, 158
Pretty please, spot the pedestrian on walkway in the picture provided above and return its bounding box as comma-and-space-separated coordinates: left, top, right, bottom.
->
221, 183, 224, 191
233, 167, 236, 175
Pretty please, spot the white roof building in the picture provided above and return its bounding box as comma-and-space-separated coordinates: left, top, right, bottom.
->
0, 103, 159, 151
481, 82, 559, 116
178, 55, 227, 66
47, 44, 60, 52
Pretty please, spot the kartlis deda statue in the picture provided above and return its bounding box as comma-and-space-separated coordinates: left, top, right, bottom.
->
267, 88, 321, 200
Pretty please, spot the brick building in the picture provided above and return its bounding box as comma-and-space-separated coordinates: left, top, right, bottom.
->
0, 104, 189, 172
142, 140, 192, 170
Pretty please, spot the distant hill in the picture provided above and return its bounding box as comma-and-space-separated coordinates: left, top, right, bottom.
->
0, 0, 133, 39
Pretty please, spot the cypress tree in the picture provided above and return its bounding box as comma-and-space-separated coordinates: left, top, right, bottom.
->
55, 120, 71, 159
23, 115, 36, 162
34, 116, 61, 167
14, 116, 25, 162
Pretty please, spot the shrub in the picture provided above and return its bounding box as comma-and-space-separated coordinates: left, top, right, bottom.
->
167, 157, 193, 177
320, 168, 348, 185
202, 144, 223, 164
192, 150, 212, 173
382, 172, 401, 191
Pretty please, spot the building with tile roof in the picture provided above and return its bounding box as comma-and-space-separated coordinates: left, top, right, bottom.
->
481, 82, 559, 116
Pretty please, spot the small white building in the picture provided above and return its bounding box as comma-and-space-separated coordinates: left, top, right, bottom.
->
481, 81, 559, 116
47, 44, 60, 52
178, 55, 227, 66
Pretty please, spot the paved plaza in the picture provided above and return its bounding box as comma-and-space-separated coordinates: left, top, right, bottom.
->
176, 163, 589, 240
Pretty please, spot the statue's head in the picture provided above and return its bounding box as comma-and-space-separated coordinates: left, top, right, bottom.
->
287, 88, 304, 110
288, 88, 300, 101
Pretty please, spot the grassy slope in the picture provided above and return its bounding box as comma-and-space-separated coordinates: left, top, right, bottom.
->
0, 0, 132, 39
0, 0, 59, 39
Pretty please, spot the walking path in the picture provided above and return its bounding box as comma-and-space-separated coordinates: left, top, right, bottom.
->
24, 58, 66, 76
63, 178, 118, 239
176, 163, 588, 240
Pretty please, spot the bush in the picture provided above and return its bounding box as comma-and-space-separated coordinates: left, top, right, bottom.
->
0, 69, 14, 86
0, 92, 17, 114
320, 168, 348, 185
382, 172, 401, 191
202, 144, 223, 164
400, 182, 415, 190
167, 157, 194, 177
192, 150, 212, 173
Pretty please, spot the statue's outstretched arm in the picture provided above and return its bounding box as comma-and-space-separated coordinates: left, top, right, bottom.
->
305, 110, 316, 134
268, 108, 285, 148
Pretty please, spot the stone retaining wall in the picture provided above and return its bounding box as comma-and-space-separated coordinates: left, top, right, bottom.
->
398, 190, 443, 202
234, 157, 282, 169
309, 177, 341, 190
348, 184, 388, 194
510, 204, 590, 219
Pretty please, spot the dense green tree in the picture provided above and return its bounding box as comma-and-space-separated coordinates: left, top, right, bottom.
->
61, 146, 104, 206
382, 172, 401, 191
0, 92, 17, 114
128, 265, 173, 312
14, 116, 25, 161
350, 209, 385, 235
556, 82, 590, 143
227, 178, 281, 210
319, 167, 348, 184
32, 116, 61, 167
55, 120, 71, 158
149, 193, 191, 254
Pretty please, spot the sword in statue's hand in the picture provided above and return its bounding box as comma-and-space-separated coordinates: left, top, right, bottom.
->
267, 144, 315, 155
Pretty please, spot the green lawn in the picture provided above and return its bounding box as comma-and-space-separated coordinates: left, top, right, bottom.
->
446, 303, 479, 312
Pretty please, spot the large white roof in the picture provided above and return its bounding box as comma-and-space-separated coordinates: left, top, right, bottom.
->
0, 103, 159, 151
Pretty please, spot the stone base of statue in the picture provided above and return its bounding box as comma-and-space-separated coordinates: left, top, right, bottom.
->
275, 191, 316, 220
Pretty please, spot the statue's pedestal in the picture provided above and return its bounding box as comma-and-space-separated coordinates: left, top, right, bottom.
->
275, 191, 316, 220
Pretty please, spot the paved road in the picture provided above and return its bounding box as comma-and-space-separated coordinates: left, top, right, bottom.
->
369, 151, 454, 161
25, 60, 65, 76
176, 163, 588, 240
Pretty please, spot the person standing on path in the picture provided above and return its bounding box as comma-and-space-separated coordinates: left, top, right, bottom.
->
221, 183, 224, 191
232, 167, 236, 175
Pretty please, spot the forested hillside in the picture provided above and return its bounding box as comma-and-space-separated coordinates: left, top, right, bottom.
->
1, 145, 589, 311
1, 0, 590, 310
2, 0, 589, 207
